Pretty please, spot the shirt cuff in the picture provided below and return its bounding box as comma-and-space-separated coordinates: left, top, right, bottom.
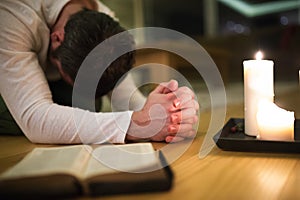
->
113, 110, 134, 143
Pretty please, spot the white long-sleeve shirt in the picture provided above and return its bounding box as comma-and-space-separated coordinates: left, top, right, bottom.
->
0, 0, 145, 144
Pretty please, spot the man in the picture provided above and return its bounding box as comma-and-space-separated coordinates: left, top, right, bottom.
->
0, 0, 199, 144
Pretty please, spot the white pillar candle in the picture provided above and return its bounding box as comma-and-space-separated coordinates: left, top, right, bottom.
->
243, 51, 274, 136
256, 100, 294, 141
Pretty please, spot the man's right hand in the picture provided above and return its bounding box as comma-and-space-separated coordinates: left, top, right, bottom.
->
126, 80, 199, 143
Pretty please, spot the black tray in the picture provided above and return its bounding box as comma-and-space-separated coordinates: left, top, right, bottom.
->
214, 118, 300, 153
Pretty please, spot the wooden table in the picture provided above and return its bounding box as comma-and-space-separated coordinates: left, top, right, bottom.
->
0, 87, 299, 200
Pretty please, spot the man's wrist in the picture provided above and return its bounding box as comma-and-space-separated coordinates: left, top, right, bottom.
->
126, 111, 150, 142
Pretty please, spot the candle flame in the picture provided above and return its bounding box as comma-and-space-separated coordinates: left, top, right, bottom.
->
255, 51, 263, 60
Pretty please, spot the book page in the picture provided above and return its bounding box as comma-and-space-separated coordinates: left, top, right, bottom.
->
0, 145, 92, 180
84, 143, 159, 178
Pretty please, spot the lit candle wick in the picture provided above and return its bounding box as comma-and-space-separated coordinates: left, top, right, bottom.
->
255, 51, 263, 60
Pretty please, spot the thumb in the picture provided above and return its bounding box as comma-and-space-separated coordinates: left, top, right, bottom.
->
153, 80, 178, 94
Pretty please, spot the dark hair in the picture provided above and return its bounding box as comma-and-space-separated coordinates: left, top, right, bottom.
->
53, 10, 135, 98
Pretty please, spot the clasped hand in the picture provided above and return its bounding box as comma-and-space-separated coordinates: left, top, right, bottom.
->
127, 80, 199, 143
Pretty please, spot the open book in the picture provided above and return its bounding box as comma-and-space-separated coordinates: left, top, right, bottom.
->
0, 143, 173, 198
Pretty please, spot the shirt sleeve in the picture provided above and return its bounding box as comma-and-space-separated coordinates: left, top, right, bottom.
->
95, 0, 117, 19
0, 48, 134, 144
109, 74, 146, 112
93, 1, 147, 111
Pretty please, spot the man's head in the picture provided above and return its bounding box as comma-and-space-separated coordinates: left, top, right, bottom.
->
50, 9, 135, 98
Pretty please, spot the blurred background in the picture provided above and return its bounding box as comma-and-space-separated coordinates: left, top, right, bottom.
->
101, 0, 299, 115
